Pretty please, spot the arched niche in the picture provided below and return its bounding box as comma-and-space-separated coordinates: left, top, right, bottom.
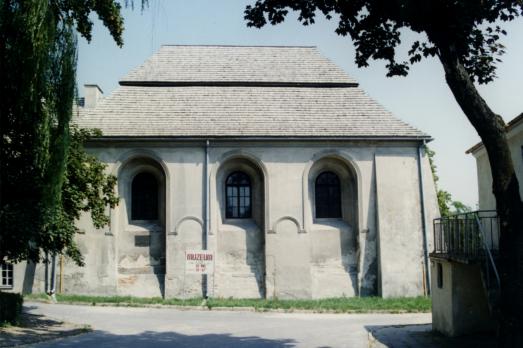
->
303, 152, 361, 298
212, 153, 267, 298
216, 157, 264, 228
115, 155, 167, 297
119, 157, 166, 230
308, 156, 358, 229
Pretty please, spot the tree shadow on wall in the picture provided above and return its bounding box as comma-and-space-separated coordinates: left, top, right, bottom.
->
245, 225, 266, 298
35, 329, 296, 348
22, 261, 36, 294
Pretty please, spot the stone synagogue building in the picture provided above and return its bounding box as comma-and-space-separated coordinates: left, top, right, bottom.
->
7, 45, 439, 299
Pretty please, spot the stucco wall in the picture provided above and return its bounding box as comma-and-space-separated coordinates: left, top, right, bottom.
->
8, 141, 437, 299
473, 121, 523, 210
431, 258, 494, 336
375, 147, 436, 297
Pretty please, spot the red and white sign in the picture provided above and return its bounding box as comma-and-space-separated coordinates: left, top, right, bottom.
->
185, 250, 214, 274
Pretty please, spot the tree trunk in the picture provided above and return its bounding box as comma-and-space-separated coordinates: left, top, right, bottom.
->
437, 44, 523, 347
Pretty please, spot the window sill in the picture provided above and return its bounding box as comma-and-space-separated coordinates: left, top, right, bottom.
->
312, 219, 351, 230
221, 218, 259, 231
127, 220, 163, 232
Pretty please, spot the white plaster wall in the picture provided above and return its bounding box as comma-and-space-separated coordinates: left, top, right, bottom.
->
167, 218, 204, 298
164, 148, 205, 298
268, 218, 311, 299
375, 148, 426, 297
310, 222, 358, 298
214, 221, 265, 298
430, 259, 454, 335
211, 157, 266, 298
12, 141, 438, 299
473, 122, 523, 210
431, 258, 494, 336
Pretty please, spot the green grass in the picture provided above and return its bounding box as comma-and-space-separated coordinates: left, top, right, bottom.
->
25, 293, 203, 307
207, 296, 431, 313
25, 293, 431, 313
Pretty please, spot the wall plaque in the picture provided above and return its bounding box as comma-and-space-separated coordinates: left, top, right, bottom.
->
134, 235, 150, 247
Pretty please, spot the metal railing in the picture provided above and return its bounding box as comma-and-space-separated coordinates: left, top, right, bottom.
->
433, 210, 499, 260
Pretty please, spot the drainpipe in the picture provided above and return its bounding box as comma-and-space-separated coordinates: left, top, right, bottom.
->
44, 252, 57, 301
44, 252, 49, 294
204, 139, 210, 249
203, 140, 210, 298
417, 140, 431, 295
50, 254, 57, 300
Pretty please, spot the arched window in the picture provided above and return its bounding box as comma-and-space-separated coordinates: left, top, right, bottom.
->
315, 171, 342, 218
226, 171, 252, 219
131, 172, 158, 220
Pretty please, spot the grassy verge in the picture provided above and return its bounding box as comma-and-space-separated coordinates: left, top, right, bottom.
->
25, 293, 203, 307
25, 293, 431, 313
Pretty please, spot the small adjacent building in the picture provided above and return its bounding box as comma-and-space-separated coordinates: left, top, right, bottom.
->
5, 45, 439, 299
468, 113, 523, 211
430, 114, 523, 336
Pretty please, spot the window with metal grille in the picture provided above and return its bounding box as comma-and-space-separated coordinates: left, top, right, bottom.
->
315, 171, 342, 218
1, 262, 13, 289
226, 171, 252, 219
131, 172, 158, 220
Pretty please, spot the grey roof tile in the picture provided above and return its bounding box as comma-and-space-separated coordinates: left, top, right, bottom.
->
121, 45, 357, 85
76, 86, 427, 138
76, 45, 428, 139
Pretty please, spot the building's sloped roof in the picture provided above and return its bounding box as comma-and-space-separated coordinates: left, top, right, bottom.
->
121, 45, 357, 85
77, 45, 429, 139
466, 112, 523, 154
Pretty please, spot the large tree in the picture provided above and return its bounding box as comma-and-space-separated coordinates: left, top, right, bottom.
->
244, 0, 523, 345
0, 0, 124, 265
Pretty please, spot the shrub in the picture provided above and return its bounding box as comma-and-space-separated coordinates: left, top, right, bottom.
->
0, 292, 23, 325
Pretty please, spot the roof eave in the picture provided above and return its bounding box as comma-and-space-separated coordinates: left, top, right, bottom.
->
86, 135, 433, 143
466, 113, 523, 154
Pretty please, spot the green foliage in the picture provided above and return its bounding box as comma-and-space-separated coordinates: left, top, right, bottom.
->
451, 201, 472, 215
0, 1, 123, 264
64, 127, 119, 229
61, 127, 119, 264
437, 189, 452, 217
0, 292, 23, 325
425, 146, 472, 217
245, 1, 521, 84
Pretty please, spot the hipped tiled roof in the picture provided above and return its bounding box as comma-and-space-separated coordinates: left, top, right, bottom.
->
77, 45, 429, 139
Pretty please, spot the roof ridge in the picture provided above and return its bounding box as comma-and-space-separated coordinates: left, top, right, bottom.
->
160, 44, 317, 48
118, 81, 359, 88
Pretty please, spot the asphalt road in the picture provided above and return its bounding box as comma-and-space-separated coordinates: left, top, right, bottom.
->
25, 302, 430, 348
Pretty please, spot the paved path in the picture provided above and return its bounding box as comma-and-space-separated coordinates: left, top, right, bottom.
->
25, 302, 431, 348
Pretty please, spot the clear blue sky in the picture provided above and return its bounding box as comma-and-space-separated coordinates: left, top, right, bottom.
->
77, 0, 523, 208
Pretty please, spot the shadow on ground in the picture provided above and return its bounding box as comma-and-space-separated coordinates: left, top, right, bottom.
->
33, 330, 296, 348
0, 311, 88, 348
366, 324, 497, 348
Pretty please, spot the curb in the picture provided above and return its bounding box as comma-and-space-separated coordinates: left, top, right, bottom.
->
26, 299, 428, 315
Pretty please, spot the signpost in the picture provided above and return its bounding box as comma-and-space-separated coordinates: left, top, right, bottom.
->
182, 250, 215, 298
185, 250, 214, 274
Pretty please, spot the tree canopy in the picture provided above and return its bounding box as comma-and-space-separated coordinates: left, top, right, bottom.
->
0, 0, 124, 264
245, 0, 520, 83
